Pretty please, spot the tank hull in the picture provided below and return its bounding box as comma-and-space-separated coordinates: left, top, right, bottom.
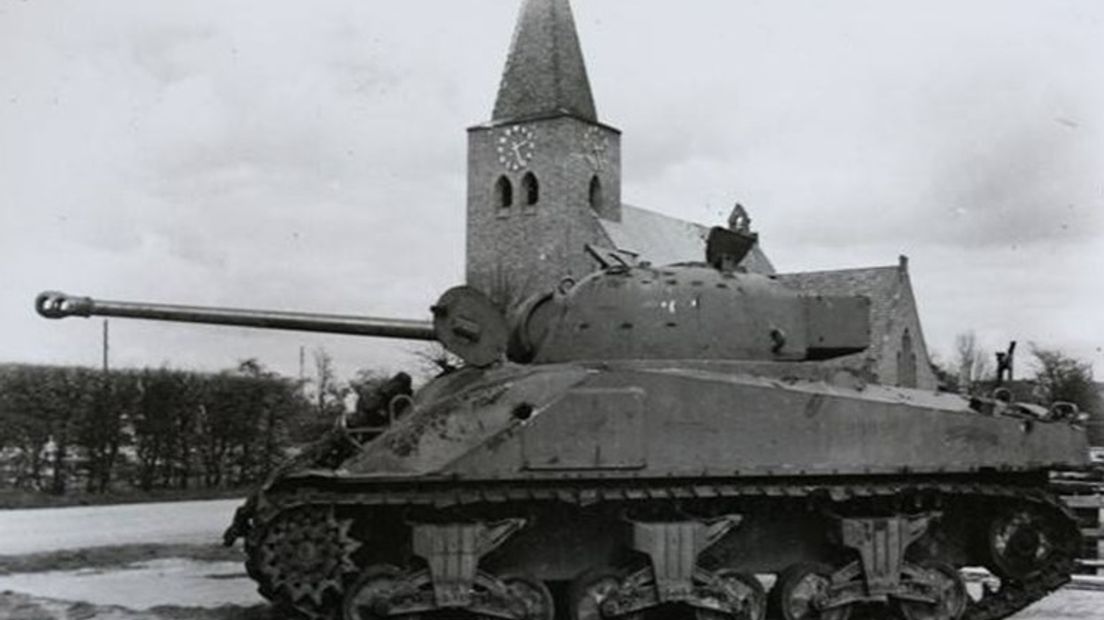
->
335, 361, 1088, 480
238, 361, 1088, 620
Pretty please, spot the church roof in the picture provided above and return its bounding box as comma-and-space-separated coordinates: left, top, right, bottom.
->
599, 204, 775, 274
493, 0, 598, 123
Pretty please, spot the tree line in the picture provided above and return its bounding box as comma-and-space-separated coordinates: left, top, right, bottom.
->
0, 361, 330, 496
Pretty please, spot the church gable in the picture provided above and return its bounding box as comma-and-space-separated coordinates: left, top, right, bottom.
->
776, 259, 936, 390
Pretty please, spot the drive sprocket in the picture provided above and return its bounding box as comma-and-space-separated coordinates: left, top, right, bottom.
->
249, 504, 360, 619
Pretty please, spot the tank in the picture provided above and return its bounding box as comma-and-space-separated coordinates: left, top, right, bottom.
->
36, 229, 1090, 620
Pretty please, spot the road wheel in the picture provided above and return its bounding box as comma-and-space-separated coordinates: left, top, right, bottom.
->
712, 569, 766, 620
343, 565, 402, 620
502, 574, 555, 620
567, 567, 625, 620
896, 562, 968, 620
768, 563, 850, 620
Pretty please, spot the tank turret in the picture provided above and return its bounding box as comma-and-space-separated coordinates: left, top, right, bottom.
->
36, 229, 873, 368
510, 265, 871, 364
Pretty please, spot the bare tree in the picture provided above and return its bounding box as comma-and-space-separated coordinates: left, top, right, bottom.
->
1031, 346, 1102, 414
954, 331, 992, 391
311, 347, 348, 422
408, 343, 461, 380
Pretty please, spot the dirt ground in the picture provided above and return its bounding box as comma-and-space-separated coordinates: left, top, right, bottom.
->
0, 591, 272, 620
0, 545, 268, 619
1, 586, 1102, 620
1, 552, 1101, 620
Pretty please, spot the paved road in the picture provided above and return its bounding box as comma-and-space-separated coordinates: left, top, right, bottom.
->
0, 498, 242, 555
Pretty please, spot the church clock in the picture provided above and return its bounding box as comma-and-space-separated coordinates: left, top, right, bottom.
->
496, 125, 536, 171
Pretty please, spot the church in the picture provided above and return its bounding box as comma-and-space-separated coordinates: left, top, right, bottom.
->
465, 0, 936, 390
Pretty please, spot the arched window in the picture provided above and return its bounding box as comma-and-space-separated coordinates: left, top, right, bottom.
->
897, 329, 917, 388
521, 172, 539, 206
589, 175, 603, 211
494, 176, 513, 210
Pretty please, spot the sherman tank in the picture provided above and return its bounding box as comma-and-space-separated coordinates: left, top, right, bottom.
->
36, 229, 1089, 620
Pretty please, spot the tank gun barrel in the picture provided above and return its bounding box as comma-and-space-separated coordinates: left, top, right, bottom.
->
35, 291, 437, 341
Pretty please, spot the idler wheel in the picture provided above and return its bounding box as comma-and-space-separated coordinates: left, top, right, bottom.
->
568, 568, 627, 620
768, 563, 851, 620
343, 565, 402, 620
502, 574, 555, 620
896, 562, 968, 620
987, 507, 1063, 581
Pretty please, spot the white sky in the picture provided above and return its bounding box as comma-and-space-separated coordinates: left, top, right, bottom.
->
1, 0, 1102, 382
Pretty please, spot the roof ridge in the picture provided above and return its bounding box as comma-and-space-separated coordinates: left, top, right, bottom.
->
620, 204, 706, 225
777, 265, 899, 277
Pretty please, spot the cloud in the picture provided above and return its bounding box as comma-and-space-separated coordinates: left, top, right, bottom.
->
593, 1, 1103, 254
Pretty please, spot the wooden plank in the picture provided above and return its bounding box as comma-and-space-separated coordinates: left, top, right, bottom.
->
1081, 528, 1104, 539
1068, 574, 1104, 591
1063, 495, 1104, 508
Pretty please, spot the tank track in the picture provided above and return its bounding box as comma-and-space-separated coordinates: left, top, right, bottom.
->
246, 478, 1079, 620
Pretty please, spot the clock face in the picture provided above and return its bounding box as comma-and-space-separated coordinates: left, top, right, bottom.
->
583, 126, 609, 171
496, 125, 536, 171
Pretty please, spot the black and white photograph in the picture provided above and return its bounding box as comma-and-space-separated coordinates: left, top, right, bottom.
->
1, 1, 1102, 619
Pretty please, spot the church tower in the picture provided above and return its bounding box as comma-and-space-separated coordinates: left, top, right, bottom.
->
466, 0, 622, 308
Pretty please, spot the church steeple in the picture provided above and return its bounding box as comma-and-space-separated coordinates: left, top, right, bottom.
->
493, 0, 597, 122
468, 0, 620, 305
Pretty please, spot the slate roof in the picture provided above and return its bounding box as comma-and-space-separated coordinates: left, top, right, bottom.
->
493, 0, 597, 122
599, 204, 775, 274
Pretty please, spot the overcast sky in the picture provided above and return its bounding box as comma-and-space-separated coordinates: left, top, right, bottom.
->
2, 0, 1101, 383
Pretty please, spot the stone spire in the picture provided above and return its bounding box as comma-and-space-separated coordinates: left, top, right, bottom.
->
493, 0, 597, 123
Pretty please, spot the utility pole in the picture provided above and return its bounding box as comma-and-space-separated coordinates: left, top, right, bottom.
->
298, 345, 305, 387
102, 319, 109, 373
